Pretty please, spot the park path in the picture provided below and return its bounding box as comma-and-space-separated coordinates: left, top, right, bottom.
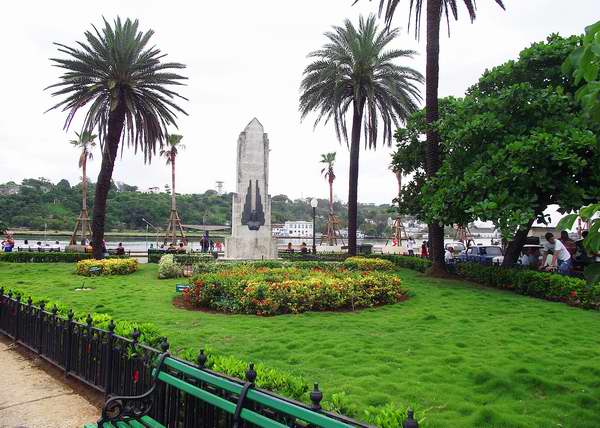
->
0, 337, 99, 428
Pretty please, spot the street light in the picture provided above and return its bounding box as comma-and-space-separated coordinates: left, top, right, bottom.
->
310, 198, 318, 254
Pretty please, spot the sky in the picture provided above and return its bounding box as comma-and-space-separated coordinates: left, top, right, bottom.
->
0, 0, 597, 208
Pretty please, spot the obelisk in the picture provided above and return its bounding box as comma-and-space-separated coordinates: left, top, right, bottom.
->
225, 118, 277, 259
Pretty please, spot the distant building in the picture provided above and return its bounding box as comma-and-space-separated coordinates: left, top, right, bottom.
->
272, 223, 285, 237
0, 182, 21, 195
284, 221, 313, 238
144, 186, 160, 194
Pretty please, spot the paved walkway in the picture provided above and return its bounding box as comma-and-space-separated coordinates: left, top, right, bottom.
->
0, 338, 99, 428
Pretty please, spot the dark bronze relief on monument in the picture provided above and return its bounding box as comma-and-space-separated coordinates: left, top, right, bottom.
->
241, 180, 265, 230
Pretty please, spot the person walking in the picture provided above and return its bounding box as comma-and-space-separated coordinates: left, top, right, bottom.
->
421, 241, 429, 258
406, 236, 416, 256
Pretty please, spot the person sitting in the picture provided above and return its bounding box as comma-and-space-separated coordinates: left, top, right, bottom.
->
559, 230, 577, 257
177, 242, 187, 253
215, 241, 223, 252
445, 246, 454, 263
575, 231, 591, 267
52, 240, 61, 252
286, 242, 295, 253
115, 242, 125, 256
167, 242, 176, 252
541, 232, 572, 275
35, 241, 43, 252
300, 242, 308, 254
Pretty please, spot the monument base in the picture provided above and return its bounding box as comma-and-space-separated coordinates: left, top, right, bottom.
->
224, 236, 278, 259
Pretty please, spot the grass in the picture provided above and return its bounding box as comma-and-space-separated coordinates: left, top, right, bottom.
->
2, 262, 600, 427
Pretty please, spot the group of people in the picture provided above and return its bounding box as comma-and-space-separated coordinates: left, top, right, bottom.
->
405, 237, 429, 258
523, 231, 599, 275
2, 236, 64, 252
286, 242, 310, 254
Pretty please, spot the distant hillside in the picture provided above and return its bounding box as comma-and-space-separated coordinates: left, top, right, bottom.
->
0, 178, 395, 237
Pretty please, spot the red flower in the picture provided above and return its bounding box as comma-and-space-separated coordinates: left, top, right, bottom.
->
133, 369, 139, 384
570, 290, 577, 298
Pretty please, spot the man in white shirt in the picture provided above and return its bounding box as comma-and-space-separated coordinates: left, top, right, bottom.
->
406, 237, 415, 256
541, 232, 572, 275
445, 246, 454, 263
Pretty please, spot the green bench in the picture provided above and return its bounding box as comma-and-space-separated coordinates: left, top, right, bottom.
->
85, 352, 359, 428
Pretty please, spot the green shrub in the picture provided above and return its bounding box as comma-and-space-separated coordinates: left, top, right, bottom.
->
0, 252, 93, 263
344, 257, 395, 271
186, 265, 408, 315
148, 250, 216, 264
279, 252, 350, 262
456, 263, 600, 309
76, 258, 138, 276
367, 255, 432, 272
157, 255, 183, 279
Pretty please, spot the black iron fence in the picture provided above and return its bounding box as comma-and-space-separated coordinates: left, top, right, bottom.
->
0, 289, 376, 427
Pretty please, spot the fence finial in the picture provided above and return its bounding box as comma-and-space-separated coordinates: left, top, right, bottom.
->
310, 383, 323, 410
160, 338, 170, 353
197, 349, 207, 368
403, 409, 418, 428
246, 363, 257, 384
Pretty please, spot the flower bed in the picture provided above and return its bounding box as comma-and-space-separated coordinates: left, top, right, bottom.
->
344, 256, 395, 271
76, 258, 138, 276
184, 264, 408, 315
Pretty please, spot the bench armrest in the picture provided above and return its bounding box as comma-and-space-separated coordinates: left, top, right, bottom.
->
98, 352, 169, 425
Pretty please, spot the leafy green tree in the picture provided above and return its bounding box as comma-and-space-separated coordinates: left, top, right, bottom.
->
300, 15, 422, 255
364, 0, 505, 274
392, 34, 600, 265
47, 17, 187, 258
559, 21, 600, 268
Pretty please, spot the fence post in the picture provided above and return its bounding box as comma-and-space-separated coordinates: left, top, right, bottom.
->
14, 294, 21, 342
64, 309, 74, 376
0, 287, 4, 330
403, 409, 419, 428
38, 302, 45, 354
104, 319, 115, 397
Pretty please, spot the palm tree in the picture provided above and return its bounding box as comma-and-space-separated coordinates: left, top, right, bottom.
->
320, 152, 337, 213
69, 131, 96, 245
160, 134, 186, 244
300, 15, 423, 255
365, 0, 505, 274
47, 17, 187, 259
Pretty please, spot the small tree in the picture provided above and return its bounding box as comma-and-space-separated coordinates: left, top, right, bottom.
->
160, 134, 186, 244
69, 131, 96, 244
320, 152, 336, 213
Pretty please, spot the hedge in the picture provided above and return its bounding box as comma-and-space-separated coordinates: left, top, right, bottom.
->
456, 262, 600, 309
0, 252, 94, 263
148, 250, 216, 264
366, 254, 600, 310
279, 252, 350, 262
367, 254, 432, 272
76, 258, 139, 276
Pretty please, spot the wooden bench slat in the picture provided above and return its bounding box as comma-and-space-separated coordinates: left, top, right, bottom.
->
163, 357, 353, 428
158, 371, 287, 428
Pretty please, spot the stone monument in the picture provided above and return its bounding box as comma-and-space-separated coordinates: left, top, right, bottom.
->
225, 118, 278, 259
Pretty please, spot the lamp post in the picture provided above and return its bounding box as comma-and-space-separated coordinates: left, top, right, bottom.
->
310, 198, 318, 254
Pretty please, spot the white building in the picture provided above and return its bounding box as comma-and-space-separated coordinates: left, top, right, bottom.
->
272, 223, 285, 237
284, 221, 313, 238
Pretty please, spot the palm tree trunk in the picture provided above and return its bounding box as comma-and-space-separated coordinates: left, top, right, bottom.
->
425, 0, 446, 275
348, 98, 365, 256
91, 100, 126, 259
328, 176, 334, 214
171, 154, 176, 242
82, 154, 88, 243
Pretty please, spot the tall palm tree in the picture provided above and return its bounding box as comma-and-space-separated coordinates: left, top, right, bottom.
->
320, 152, 337, 213
300, 15, 423, 255
69, 131, 96, 245
160, 134, 186, 244
365, 0, 505, 274
47, 17, 187, 259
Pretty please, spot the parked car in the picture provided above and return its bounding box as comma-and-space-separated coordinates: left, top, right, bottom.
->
445, 241, 466, 257
459, 245, 504, 265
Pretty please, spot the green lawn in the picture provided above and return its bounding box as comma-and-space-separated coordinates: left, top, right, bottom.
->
2, 262, 600, 427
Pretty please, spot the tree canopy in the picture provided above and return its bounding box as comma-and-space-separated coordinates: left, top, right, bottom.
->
392, 34, 600, 262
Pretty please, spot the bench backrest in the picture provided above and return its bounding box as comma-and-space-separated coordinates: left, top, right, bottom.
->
155, 356, 357, 428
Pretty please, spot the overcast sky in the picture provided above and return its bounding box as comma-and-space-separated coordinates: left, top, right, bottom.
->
0, 0, 597, 206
